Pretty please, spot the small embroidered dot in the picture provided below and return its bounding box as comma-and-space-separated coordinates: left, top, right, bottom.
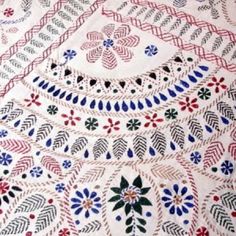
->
0, 209, 3, 214
231, 211, 236, 217
29, 214, 35, 219
183, 220, 189, 224
116, 215, 121, 221
75, 220, 80, 225
146, 212, 152, 217
213, 196, 219, 201
48, 199, 53, 204
25, 232, 32, 236
211, 167, 217, 172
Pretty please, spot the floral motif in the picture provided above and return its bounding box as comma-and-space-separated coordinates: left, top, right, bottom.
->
145, 45, 158, 56
109, 175, 152, 234
63, 49, 77, 61
164, 108, 178, 120
85, 117, 99, 131
71, 188, 101, 218
198, 87, 211, 100
24, 93, 41, 107
58, 228, 70, 236
47, 105, 58, 115
80, 24, 140, 69
207, 77, 227, 93
221, 160, 234, 175
55, 183, 65, 193
0, 152, 12, 166
62, 160, 72, 169
30, 166, 43, 178
179, 97, 199, 112
3, 8, 14, 17
103, 118, 120, 134
190, 151, 201, 164
0, 129, 8, 138
61, 110, 81, 126
126, 119, 141, 131
162, 184, 194, 216
144, 113, 163, 128
196, 226, 209, 236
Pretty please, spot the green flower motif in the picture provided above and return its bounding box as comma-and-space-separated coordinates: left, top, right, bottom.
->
85, 118, 99, 131
108, 175, 152, 234
198, 87, 211, 100
126, 119, 141, 131
164, 108, 178, 120
47, 105, 58, 115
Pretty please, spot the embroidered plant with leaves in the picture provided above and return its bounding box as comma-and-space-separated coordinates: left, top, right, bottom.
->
108, 175, 152, 234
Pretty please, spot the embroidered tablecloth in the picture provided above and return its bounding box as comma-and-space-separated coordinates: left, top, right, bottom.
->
0, 0, 235, 235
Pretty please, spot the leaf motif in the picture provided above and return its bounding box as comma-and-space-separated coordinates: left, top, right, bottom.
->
221, 192, 236, 210
151, 164, 184, 180
0, 139, 31, 154
5, 109, 23, 122
71, 137, 88, 155
133, 135, 147, 159
113, 138, 127, 159
0, 216, 30, 234
20, 114, 37, 132
93, 138, 108, 159
52, 131, 69, 150
203, 111, 220, 130
222, 42, 235, 57
21, 0, 32, 11
170, 125, 185, 149
190, 28, 202, 41
0, 101, 14, 114
179, 22, 191, 37
52, 18, 66, 29
41, 156, 62, 175
203, 141, 225, 169
10, 156, 34, 177
36, 123, 53, 142
212, 36, 223, 51
228, 89, 236, 101
38, 0, 50, 7
35, 205, 57, 233
210, 204, 235, 232
46, 25, 59, 35
151, 131, 166, 155
201, 31, 212, 46
188, 118, 203, 140
79, 220, 101, 233
217, 102, 235, 120
78, 167, 105, 183
15, 194, 46, 213
162, 221, 187, 235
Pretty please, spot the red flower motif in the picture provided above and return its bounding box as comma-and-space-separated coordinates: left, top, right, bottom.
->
61, 110, 81, 126
207, 77, 227, 93
4, 8, 14, 17
179, 97, 199, 112
144, 113, 163, 128
80, 24, 140, 69
103, 118, 120, 134
0, 181, 9, 195
24, 93, 41, 107
196, 227, 209, 236
58, 228, 70, 236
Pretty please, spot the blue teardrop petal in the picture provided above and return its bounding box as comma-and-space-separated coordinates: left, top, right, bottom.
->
42, 82, 49, 89
28, 128, 34, 137
84, 149, 89, 158
90, 100, 96, 109
180, 80, 189, 88
14, 120, 20, 127
53, 89, 60, 97
48, 85, 55, 93
188, 75, 197, 83
130, 101, 136, 110
59, 91, 66, 99
38, 80, 44, 87
33, 76, 39, 83
145, 98, 152, 107
199, 65, 209, 71
153, 96, 160, 104
114, 102, 120, 112
205, 125, 213, 133
64, 145, 69, 153
168, 89, 176, 97
138, 100, 144, 110
106, 101, 111, 111
170, 141, 176, 150
73, 96, 78, 104
98, 101, 103, 110
127, 148, 133, 158
149, 147, 155, 156
221, 116, 229, 125
188, 134, 195, 143
80, 97, 86, 106
175, 85, 184, 92
46, 138, 52, 147
66, 93, 72, 101
160, 93, 167, 101
194, 70, 203, 78
106, 152, 111, 159
1, 115, 7, 120
122, 101, 128, 112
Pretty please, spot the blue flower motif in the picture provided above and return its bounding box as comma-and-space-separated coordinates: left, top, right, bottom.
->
55, 183, 65, 192
0, 130, 8, 138
0, 153, 12, 166
63, 49, 77, 60
71, 188, 101, 218
221, 160, 234, 175
190, 151, 201, 164
103, 38, 114, 48
145, 45, 158, 56
162, 184, 194, 216
30, 166, 43, 178
62, 160, 72, 169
